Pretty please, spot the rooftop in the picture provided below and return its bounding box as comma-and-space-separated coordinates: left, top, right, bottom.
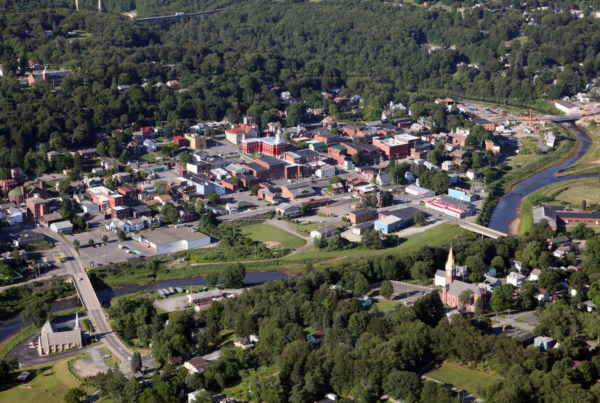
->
137, 227, 209, 245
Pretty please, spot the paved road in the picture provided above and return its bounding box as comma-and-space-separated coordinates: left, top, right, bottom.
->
38, 228, 140, 371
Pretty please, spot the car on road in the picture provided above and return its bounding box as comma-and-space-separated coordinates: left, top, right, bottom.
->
79, 277, 83, 281
29, 345, 37, 349
51, 175, 55, 178
421, 291, 426, 295
185, 305, 191, 308
320, 220, 326, 223
128, 357, 132, 361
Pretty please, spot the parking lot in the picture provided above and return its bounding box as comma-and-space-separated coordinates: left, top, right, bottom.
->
77, 239, 155, 267
391, 281, 439, 301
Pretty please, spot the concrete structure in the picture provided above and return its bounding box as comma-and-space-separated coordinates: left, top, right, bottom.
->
132, 226, 210, 253
374, 215, 403, 233
38, 314, 82, 355
441, 248, 486, 312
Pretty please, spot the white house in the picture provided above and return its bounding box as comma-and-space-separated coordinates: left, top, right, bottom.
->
5, 207, 23, 225
359, 296, 372, 307
81, 201, 100, 216
537, 288, 551, 303
507, 272, 526, 287
405, 172, 415, 182
466, 169, 479, 180
107, 218, 145, 234
188, 389, 206, 403
316, 165, 335, 178
529, 268, 541, 282
143, 139, 157, 152
434, 270, 447, 287
280, 91, 291, 101
376, 172, 393, 186
226, 203, 238, 214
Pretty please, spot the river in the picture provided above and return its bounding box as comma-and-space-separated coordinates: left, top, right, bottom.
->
0, 271, 293, 346
489, 126, 596, 233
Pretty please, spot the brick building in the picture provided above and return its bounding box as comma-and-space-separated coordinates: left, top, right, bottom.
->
372, 138, 409, 159
26, 195, 49, 218
255, 156, 285, 180
242, 134, 288, 157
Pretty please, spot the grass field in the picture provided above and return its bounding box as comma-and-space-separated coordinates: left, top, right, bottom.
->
98, 347, 121, 369
24, 241, 53, 252
293, 220, 347, 236
426, 363, 500, 398
241, 223, 307, 249
285, 222, 463, 261
0, 353, 86, 403
558, 126, 600, 176
373, 299, 402, 313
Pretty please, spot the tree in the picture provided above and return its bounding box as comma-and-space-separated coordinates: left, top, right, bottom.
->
13, 249, 21, 266
97, 141, 107, 156
179, 151, 193, 165
380, 280, 394, 299
474, 297, 484, 316
414, 211, 426, 227
155, 180, 171, 195
465, 255, 486, 274
383, 370, 422, 403
220, 263, 245, 288
64, 387, 87, 403
490, 286, 510, 314
58, 179, 72, 196
205, 274, 218, 287
191, 390, 214, 403
412, 291, 444, 327
61, 198, 74, 221
491, 256, 505, 276
352, 153, 361, 166
73, 240, 80, 248
469, 273, 483, 283
162, 202, 179, 224
117, 231, 126, 242
101, 235, 108, 244
329, 176, 342, 184
118, 151, 131, 165
208, 191, 221, 205
538, 269, 560, 293
250, 185, 261, 195
88, 239, 94, 247
131, 350, 142, 373
458, 289, 474, 310
472, 152, 482, 168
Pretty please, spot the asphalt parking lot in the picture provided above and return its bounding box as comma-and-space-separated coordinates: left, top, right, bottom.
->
391, 281, 438, 300
77, 239, 154, 267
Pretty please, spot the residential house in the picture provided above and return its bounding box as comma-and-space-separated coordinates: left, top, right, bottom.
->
308, 330, 325, 344
78, 149, 98, 159
81, 201, 100, 216
11, 167, 27, 181
143, 139, 157, 152
534, 336, 555, 350
537, 288, 551, 303
376, 172, 392, 186
184, 357, 209, 374
466, 169, 479, 180
359, 296, 372, 307
529, 268, 541, 282
507, 272, 526, 287
276, 203, 301, 218
233, 337, 254, 349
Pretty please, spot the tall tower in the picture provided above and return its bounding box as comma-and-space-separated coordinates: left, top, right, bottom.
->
442, 247, 455, 305
98, 0, 102, 12
76, 0, 79, 10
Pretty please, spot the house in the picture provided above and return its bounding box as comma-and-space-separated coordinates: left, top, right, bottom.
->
442, 248, 486, 312
405, 172, 415, 182
276, 203, 301, 218
534, 336, 555, 350
507, 272, 526, 287
358, 295, 373, 307
537, 288, 551, 303
310, 225, 338, 239
486, 267, 496, 277
11, 167, 27, 181
167, 80, 179, 89
50, 221, 73, 233
4, 207, 23, 225
549, 236, 570, 248
376, 172, 393, 186
233, 337, 254, 349
188, 390, 208, 403
184, 357, 209, 374
39, 212, 63, 227
0, 179, 18, 191
434, 270, 447, 287
143, 139, 157, 152
529, 268, 541, 282
466, 169, 479, 180
582, 300, 597, 312
308, 330, 325, 344
78, 148, 98, 159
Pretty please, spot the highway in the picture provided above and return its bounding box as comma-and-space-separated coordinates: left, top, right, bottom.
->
39, 228, 134, 369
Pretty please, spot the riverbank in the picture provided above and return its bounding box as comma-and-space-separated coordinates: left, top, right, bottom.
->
557, 125, 600, 176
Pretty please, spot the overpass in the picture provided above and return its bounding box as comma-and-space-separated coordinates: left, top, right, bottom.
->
134, 8, 224, 22
456, 221, 507, 239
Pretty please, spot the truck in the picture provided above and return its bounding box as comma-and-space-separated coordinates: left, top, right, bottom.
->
175, 12, 186, 15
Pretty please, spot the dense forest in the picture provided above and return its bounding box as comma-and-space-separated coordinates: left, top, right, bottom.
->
1, 0, 600, 176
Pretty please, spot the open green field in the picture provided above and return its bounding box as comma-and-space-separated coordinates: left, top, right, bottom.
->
24, 240, 53, 252
0, 353, 86, 403
241, 223, 307, 249
373, 299, 402, 313
558, 126, 600, 176
293, 220, 347, 236
553, 180, 600, 206
82, 158, 102, 174
285, 222, 463, 260
426, 363, 500, 398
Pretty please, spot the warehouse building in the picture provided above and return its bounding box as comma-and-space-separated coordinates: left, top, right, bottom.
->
405, 185, 435, 197
132, 226, 210, 253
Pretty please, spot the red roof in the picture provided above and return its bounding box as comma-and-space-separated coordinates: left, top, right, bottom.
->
304, 198, 331, 206
141, 126, 154, 134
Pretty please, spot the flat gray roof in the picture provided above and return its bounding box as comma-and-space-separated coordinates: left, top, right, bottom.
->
140, 227, 209, 245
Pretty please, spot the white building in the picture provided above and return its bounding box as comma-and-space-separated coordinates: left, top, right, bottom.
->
359, 296, 372, 307
81, 201, 100, 216
529, 268, 541, 282
507, 272, 526, 287
376, 172, 393, 186
434, 270, 447, 287
554, 100, 580, 114
5, 207, 23, 225
316, 165, 335, 178
405, 185, 435, 197
132, 226, 210, 253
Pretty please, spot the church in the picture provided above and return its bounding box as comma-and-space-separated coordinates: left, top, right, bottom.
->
37, 313, 83, 356
441, 248, 486, 312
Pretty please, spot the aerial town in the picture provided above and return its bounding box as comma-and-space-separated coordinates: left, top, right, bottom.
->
4, 1, 600, 403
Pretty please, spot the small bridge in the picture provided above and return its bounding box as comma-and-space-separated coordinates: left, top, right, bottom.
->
134, 8, 224, 22
457, 221, 507, 239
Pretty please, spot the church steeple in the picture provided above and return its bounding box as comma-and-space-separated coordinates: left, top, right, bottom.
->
446, 247, 454, 269
74, 312, 80, 330
445, 247, 455, 286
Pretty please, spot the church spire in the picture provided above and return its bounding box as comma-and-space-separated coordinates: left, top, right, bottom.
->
75, 312, 80, 329
446, 247, 454, 269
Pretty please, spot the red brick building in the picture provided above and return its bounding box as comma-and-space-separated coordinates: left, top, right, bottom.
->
117, 186, 138, 201
256, 156, 285, 180
242, 135, 288, 157
78, 149, 98, 159
0, 179, 18, 191
173, 136, 188, 148
372, 138, 409, 159
26, 195, 49, 218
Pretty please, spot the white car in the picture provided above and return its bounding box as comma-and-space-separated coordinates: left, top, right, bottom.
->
102, 354, 111, 358
128, 357, 132, 361
29, 345, 37, 349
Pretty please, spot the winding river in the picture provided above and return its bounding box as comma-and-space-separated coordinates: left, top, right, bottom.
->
489, 125, 596, 233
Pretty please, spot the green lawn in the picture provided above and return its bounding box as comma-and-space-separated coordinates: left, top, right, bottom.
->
82, 158, 101, 174
0, 353, 87, 403
293, 220, 347, 236
552, 180, 600, 206
373, 299, 402, 313
98, 347, 121, 370
218, 329, 237, 348
241, 223, 307, 249
139, 153, 157, 162
514, 316, 528, 323
285, 222, 463, 260
426, 363, 500, 398
24, 240, 53, 252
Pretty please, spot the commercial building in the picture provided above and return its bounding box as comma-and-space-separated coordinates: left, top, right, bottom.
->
132, 226, 210, 253
186, 290, 222, 304
50, 221, 73, 233
225, 123, 259, 145
281, 183, 316, 201
184, 133, 207, 150
405, 185, 435, 197
425, 197, 475, 219
374, 215, 404, 233
448, 187, 479, 203
13, 230, 45, 247
310, 225, 339, 238
473, 118, 496, 131
372, 137, 409, 159
27, 69, 71, 86
26, 195, 50, 218
348, 208, 377, 224
86, 186, 124, 214
352, 222, 375, 235
554, 100, 580, 114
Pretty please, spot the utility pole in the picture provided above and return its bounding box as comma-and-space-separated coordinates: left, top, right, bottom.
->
76, 0, 79, 11
98, 0, 101, 12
